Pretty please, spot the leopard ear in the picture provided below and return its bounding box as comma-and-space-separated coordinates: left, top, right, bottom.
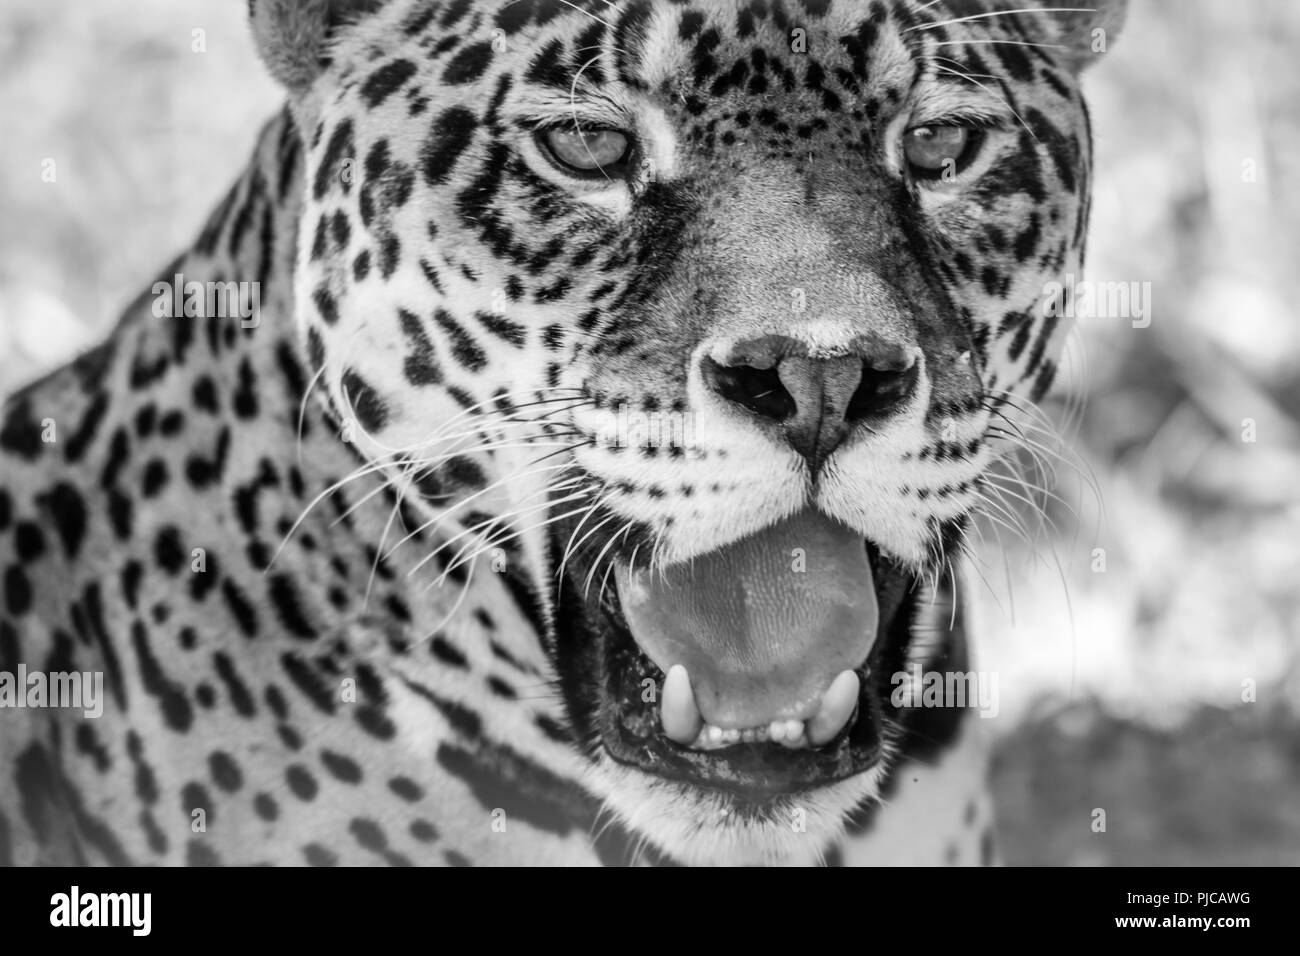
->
1035, 0, 1128, 73
249, 0, 385, 93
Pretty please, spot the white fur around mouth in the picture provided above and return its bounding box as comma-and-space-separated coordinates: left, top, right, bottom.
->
660, 664, 860, 752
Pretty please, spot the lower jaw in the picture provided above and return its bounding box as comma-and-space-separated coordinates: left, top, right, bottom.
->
597, 638, 880, 800
554, 536, 921, 802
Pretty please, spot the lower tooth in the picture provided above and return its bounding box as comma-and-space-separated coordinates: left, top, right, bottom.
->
660, 668, 860, 752
807, 670, 861, 746
660, 665, 704, 745
682, 721, 813, 751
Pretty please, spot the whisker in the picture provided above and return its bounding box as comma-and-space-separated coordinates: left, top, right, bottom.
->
906, 7, 1098, 34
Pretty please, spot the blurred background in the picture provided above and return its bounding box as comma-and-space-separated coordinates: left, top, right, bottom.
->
1, 1, 1296, 863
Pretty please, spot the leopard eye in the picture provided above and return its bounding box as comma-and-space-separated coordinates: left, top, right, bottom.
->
542, 126, 632, 175
903, 125, 974, 180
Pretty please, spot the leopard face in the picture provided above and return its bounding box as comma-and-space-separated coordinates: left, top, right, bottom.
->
265, 0, 1125, 864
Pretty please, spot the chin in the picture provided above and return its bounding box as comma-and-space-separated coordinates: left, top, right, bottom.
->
585, 757, 894, 866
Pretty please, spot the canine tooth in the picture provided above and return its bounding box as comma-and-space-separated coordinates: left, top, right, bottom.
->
808, 670, 860, 746
661, 665, 704, 745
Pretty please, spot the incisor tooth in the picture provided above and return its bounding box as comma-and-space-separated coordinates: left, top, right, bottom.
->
808, 670, 860, 746
779, 719, 805, 748
661, 665, 703, 744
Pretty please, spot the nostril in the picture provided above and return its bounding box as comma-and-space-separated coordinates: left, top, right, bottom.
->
845, 360, 918, 421
702, 356, 796, 421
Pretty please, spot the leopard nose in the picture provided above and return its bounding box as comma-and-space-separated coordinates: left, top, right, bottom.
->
701, 334, 918, 469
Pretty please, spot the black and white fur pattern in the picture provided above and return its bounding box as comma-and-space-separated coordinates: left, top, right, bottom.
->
0, 0, 1122, 866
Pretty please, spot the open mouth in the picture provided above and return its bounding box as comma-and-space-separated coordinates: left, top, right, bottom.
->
550, 503, 925, 802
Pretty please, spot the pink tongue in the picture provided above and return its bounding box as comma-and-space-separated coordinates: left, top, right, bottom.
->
614, 508, 877, 728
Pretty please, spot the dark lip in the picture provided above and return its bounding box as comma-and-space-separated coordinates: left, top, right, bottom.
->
549, 511, 925, 802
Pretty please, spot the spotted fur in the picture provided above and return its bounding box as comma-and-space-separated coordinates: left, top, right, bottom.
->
0, 0, 1122, 866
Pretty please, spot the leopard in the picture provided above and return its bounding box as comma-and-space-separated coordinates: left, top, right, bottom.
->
0, 0, 1125, 866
